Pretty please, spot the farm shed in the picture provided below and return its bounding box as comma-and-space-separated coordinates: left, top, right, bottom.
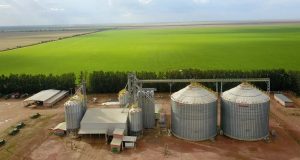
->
111, 138, 123, 153
24, 89, 68, 107
113, 128, 125, 139
79, 108, 129, 136
274, 94, 294, 107
123, 136, 137, 148
52, 122, 66, 136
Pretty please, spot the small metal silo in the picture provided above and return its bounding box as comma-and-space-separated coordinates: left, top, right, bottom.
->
138, 89, 155, 129
129, 106, 143, 136
64, 96, 85, 131
221, 83, 270, 141
171, 83, 218, 141
118, 89, 129, 107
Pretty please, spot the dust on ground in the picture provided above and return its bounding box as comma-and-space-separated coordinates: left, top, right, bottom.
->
0, 93, 300, 160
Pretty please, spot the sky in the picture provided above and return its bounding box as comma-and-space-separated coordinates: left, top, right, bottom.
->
0, 0, 300, 26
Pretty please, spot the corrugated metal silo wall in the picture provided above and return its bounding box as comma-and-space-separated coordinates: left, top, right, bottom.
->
221, 99, 270, 141
65, 101, 84, 130
138, 91, 155, 128
171, 101, 217, 141
119, 92, 129, 106
129, 110, 143, 136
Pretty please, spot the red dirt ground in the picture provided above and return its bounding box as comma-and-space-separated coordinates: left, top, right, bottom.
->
0, 93, 300, 160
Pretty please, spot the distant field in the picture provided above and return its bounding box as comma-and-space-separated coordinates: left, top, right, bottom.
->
0, 25, 300, 75
0, 30, 95, 51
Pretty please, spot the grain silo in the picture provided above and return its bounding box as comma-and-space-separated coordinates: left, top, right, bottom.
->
138, 89, 155, 129
171, 83, 218, 141
221, 83, 270, 141
118, 89, 129, 107
128, 105, 143, 136
64, 95, 85, 131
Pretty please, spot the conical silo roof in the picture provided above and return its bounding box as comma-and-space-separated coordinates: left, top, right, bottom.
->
222, 83, 270, 104
171, 83, 217, 104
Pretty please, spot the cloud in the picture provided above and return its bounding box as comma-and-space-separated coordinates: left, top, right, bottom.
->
122, 11, 132, 17
0, 4, 11, 9
138, 0, 152, 5
1, 0, 300, 26
49, 7, 65, 12
108, 0, 113, 7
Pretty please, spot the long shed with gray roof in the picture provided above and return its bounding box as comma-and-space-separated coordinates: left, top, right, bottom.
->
24, 89, 68, 107
274, 94, 293, 107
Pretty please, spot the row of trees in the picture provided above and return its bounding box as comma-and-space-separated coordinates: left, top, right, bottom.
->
0, 73, 76, 94
88, 69, 300, 95
0, 69, 299, 95
289, 71, 300, 95
89, 71, 127, 93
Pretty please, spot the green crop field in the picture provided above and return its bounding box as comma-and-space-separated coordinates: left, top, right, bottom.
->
1, 25, 300, 75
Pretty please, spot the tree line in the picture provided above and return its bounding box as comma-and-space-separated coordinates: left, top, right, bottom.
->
88, 69, 300, 95
0, 69, 300, 95
0, 73, 76, 94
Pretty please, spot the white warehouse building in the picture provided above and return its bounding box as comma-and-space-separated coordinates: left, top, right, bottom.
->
79, 108, 129, 137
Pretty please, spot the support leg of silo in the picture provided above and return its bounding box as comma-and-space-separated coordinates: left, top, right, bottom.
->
169, 83, 173, 95
106, 134, 108, 144
219, 129, 224, 136
139, 83, 143, 89
220, 82, 223, 93
264, 135, 271, 143
267, 81, 271, 94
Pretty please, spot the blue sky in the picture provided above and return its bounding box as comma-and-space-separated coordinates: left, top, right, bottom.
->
0, 0, 300, 26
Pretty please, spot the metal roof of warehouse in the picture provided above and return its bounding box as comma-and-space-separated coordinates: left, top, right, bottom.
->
113, 128, 125, 135
123, 136, 137, 142
24, 89, 61, 102
44, 90, 68, 104
79, 108, 129, 135
80, 108, 129, 124
111, 138, 122, 146
274, 94, 293, 103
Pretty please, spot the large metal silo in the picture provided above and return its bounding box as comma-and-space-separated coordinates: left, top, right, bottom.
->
171, 83, 218, 141
64, 96, 85, 131
129, 106, 143, 136
221, 83, 270, 141
138, 89, 155, 129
